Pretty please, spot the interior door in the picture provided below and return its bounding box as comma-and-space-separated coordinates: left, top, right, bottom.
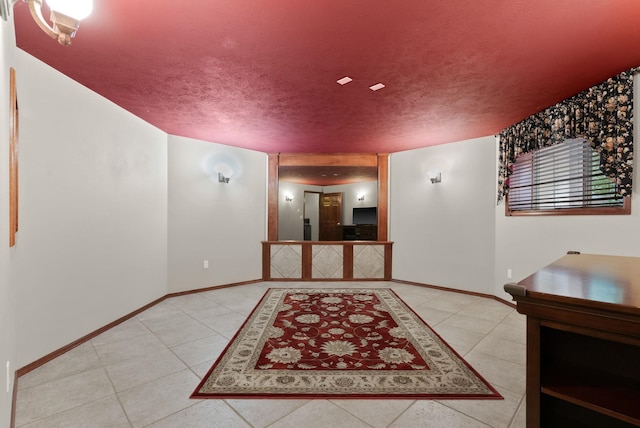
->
319, 192, 342, 241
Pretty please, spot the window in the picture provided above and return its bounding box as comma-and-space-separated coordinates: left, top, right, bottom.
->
506, 139, 630, 215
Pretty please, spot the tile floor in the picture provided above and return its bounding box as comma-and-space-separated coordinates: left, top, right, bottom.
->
15, 281, 526, 427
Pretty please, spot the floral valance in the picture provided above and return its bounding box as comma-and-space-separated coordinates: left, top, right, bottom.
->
497, 68, 637, 204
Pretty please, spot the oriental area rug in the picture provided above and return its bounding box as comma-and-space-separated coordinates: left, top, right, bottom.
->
191, 288, 502, 399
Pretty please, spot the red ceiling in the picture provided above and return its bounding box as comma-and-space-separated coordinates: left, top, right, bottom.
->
12, 1, 640, 154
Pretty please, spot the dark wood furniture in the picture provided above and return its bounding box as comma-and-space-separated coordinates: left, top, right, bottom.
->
340, 224, 377, 241
504, 253, 640, 427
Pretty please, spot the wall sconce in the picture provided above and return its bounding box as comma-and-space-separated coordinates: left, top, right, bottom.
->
22, 0, 93, 46
218, 172, 230, 183
357, 193, 365, 201
284, 193, 294, 202
429, 171, 442, 184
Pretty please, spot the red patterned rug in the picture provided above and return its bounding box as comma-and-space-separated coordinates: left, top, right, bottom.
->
191, 288, 502, 399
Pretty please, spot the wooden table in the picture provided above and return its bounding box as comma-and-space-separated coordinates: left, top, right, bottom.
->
504, 253, 640, 427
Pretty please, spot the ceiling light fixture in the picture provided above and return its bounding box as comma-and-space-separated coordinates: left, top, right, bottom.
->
369, 83, 385, 91
337, 76, 353, 85
24, 0, 93, 46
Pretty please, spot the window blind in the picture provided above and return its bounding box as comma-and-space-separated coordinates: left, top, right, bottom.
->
508, 139, 623, 212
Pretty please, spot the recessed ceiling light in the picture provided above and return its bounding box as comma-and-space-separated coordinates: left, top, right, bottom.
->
369, 83, 385, 91
337, 76, 353, 85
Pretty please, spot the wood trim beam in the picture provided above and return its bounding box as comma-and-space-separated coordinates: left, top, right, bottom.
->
302, 242, 312, 279
279, 153, 378, 167
343, 243, 354, 279
269, 153, 390, 242
384, 242, 393, 280
267, 154, 279, 241
261, 242, 271, 280
377, 153, 389, 241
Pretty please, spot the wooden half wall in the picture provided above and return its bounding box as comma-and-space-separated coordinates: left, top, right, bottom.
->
262, 241, 393, 281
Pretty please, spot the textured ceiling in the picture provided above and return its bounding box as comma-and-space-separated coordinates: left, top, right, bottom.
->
12, 1, 640, 154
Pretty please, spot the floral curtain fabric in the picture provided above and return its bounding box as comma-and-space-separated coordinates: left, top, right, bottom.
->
497, 68, 636, 204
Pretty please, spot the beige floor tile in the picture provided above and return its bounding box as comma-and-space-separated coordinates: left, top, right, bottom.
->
458, 300, 514, 323
15, 282, 526, 428
488, 322, 526, 345
390, 400, 491, 427
168, 294, 232, 313
472, 335, 526, 366
94, 333, 167, 366
191, 359, 215, 379
19, 395, 130, 428
438, 385, 523, 427
410, 304, 454, 326
136, 301, 183, 322
170, 334, 230, 367
439, 313, 500, 335
331, 398, 415, 428
430, 323, 486, 356
510, 396, 526, 427
148, 400, 251, 428
140, 312, 215, 347
18, 342, 102, 389
197, 311, 249, 335
420, 293, 480, 313
105, 348, 187, 392
117, 369, 200, 428
91, 319, 150, 347
226, 399, 310, 427
16, 368, 114, 426
463, 350, 526, 395
268, 400, 371, 428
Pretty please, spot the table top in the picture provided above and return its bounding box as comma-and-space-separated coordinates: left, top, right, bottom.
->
517, 253, 640, 312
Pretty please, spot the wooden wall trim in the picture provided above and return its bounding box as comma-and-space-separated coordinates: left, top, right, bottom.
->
302, 242, 312, 279
261, 242, 271, 280
343, 243, 354, 279
15, 280, 262, 379
267, 154, 279, 241
268, 153, 389, 242
377, 153, 389, 242
384, 243, 393, 280
262, 241, 392, 281
15, 296, 166, 378
279, 153, 378, 167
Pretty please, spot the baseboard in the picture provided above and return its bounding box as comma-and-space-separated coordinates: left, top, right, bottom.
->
16, 279, 262, 378
12, 276, 515, 428
15, 295, 166, 378
10, 371, 17, 428
391, 278, 516, 309
166, 279, 263, 298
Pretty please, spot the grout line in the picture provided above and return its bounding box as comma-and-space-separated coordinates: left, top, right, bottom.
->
15, 281, 526, 428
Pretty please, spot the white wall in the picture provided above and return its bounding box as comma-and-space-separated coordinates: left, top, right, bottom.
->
390, 89, 640, 302
167, 136, 266, 292
278, 182, 321, 240
493, 74, 640, 300
0, 16, 17, 428
14, 51, 168, 368
390, 136, 497, 294
304, 192, 320, 240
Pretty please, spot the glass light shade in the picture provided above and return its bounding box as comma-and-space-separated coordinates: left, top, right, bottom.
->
46, 0, 92, 20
